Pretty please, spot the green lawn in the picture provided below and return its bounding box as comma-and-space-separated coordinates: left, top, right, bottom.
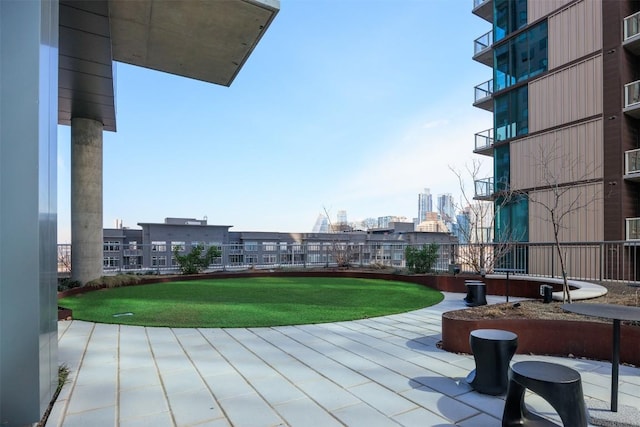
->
58, 276, 443, 327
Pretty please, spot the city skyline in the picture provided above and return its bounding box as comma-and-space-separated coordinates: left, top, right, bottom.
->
56, 1, 491, 243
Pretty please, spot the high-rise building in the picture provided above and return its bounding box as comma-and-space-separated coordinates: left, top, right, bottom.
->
418, 188, 433, 222
312, 214, 329, 233
437, 193, 456, 223
471, 0, 639, 276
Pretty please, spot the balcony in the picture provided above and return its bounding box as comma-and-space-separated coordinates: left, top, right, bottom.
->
473, 30, 493, 67
623, 11, 640, 55
623, 80, 640, 118
474, 177, 494, 201
474, 128, 494, 156
626, 217, 640, 240
624, 148, 640, 182
473, 79, 493, 111
472, 0, 492, 22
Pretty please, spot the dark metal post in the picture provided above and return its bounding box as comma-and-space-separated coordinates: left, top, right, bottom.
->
612, 319, 620, 412
506, 270, 510, 303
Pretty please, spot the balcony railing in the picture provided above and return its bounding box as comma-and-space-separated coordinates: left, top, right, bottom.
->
625, 11, 640, 41
473, 79, 493, 111
474, 177, 494, 199
625, 148, 640, 175
472, 0, 492, 22
474, 79, 493, 102
474, 30, 492, 55
623, 81, 640, 118
474, 128, 494, 153
473, 30, 493, 67
626, 217, 640, 240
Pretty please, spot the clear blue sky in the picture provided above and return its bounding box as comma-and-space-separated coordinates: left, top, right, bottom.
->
57, 0, 492, 243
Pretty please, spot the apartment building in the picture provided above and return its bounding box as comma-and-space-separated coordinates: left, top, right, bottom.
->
100, 218, 458, 271
472, 0, 640, 277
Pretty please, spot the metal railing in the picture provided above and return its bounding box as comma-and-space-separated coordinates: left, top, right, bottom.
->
474, 128, 494, 151
625, 148, 640, 175
624, 80, 640, 108
624, 11, 640, 41
58, 240, 640, 283
474, 177, 494, 198
474, 30, 493, 56
474, 79, 493, 103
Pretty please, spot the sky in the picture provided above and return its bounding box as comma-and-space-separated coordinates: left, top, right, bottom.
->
57, 0, 493, 243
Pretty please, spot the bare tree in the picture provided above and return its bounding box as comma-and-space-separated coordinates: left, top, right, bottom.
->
450, 160, 523, 274
322, 207, 355, 268
525, 142, 604, 303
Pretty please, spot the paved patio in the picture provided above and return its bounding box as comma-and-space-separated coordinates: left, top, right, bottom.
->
47, 293, 640, 426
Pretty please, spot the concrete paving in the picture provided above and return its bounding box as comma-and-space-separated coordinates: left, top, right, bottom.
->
47, 293, 640, 427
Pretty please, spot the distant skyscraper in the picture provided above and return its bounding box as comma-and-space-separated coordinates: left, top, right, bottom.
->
336, 210, 347, 225
437, 193, 455, 223
418, 188, 432, 222
311, 214, 329, 233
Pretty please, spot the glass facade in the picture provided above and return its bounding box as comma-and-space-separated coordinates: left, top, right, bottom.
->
495, 85, 528, 141
494, 0, 527, 42
494, 144, 510, 192
495, 21, 548, 91
496, 196, 529, 242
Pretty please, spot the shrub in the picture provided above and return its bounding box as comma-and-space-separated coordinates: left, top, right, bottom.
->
174, 245, 221, 275
57, 278, 82, 292
86, 274, 141, 288
404, 243, 439, 274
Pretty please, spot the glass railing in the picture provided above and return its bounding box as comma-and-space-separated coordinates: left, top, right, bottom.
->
474, 30, 493, 55
475, 128, 494, 151
626, 217, 640, 240
624, 80, 640, 108
625, 148, 640, 174
473, 0, 488, 8
474, 177, 494, 198
474, 79, 493, 103
624, 11, 640, 41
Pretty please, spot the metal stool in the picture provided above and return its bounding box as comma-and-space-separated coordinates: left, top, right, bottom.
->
467, 329, 518, 395
502, 361, 588, 426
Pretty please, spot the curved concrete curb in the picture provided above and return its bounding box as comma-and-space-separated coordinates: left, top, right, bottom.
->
485, 274, 607, 301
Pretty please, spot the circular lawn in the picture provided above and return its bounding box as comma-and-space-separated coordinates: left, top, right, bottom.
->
58, 276, 444, 328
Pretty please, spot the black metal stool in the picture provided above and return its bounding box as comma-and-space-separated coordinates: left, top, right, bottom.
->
467, 329, 518, 395
464, 280, 487, 307
502, 361, 588, 427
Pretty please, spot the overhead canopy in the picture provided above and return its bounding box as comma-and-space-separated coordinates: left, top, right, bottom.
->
58, 0, 279, 131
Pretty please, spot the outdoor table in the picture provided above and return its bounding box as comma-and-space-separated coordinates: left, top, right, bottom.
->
561, 303, 640, 412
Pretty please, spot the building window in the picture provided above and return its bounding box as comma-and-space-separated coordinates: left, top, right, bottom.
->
245, 254, 258, 264
495, 85, 528, 142
494, 0, 527, 42
103, 241, 120, 252
244, 241, 258, 251
229, 254, 244, 264
494, 144, 510, 192
263, 254, 277, 264
494, 21, 548, 91
171, 241, 186, 252
152, 241, 167, 252
307, 243, 321, 251
496, 195, 529, 242
128, 241, 137, 250
152, 256, 167, 267
103, 257, 119, 268
262, 242, 277, 251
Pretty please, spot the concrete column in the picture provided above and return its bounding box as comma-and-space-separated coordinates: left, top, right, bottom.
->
71, 117, 104, 284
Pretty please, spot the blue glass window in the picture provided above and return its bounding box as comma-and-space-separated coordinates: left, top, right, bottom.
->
495, 86, 528, 142
495, 196, 529, 242
494, 21, 548, 91
494, 0, 527, 42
